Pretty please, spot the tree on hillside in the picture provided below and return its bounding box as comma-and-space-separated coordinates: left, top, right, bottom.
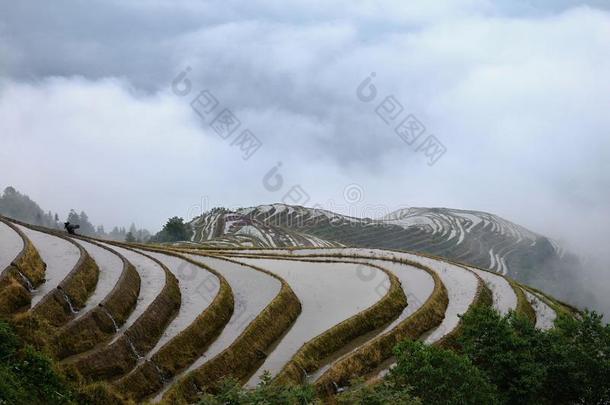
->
0, 186, 57, 227
78, 211, 96, 236
123, 223, 151, 243
151, 217, 192, 243
66, 210, 80, 226
198, 373, 318, 405
208, 207, 230, 216
64, 209, 96, 236
108, 226, 126, 241
456, 305, 610, 404
135, 228, 151, 243
96, 225, 106, 237
388, 340, 499, 405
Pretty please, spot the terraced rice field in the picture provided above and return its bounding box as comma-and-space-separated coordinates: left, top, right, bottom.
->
17, 224, 81, 306
234, 258, 389, 386
71, 239, 125, 318
99, 244, 166, 340
283, 256, 436, 382
153, 255, 281, 401
179, 255, 279, 368
136, 250, 220, 358
524, 289, 557, 330
0, 217, 570, 402
0, 220, 23, 274
469, 266, 518, 315
334, 258, 435, 335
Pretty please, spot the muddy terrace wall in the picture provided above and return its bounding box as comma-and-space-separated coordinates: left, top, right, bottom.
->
68, 248, 181, 381
54, 239, 140, 359
32, 237, 99, 327
435, 274, 493, 349
0, 217, 46, 316
212, 251, 496, 393
218, 248, 542, 323
114, 249, 233, 402
162, 255, 302, 404
315, 257, 449, 393
214, 255, 408, 387
0, 218, 101, 325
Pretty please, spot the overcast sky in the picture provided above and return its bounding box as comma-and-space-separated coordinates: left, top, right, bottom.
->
1, 1, 609, 263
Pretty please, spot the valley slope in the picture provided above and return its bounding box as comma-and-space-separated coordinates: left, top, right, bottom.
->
189, 204, 589, 309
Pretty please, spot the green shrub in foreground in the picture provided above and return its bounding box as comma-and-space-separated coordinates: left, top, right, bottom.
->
0, 320, 126, 405
0, 321, 73, 404
457, 305, 547, 404
388, 340, 499, 405
198, 372, 318, 405
457, 305, 610, 404
336, 379, 420, 405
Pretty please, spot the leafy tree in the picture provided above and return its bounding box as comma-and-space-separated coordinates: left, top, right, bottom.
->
0, 321, 74, 404
388, 340, 499, 405
151, 217, 192, 243
108, 226, 125, 241
64, 210, 100, 236
457, 305, 546, 404
125, 232, 136, 243
135, 228, 151, 243
198, 373, 318, 405
337, 379, 420, 405
66, 209, 80, 226
208, 207, 230, 216
0, 322, 19, 359
457, 305, 610, 405
0, 186, 57, 227
544, 311, 610, 404
77, 211, 96, 236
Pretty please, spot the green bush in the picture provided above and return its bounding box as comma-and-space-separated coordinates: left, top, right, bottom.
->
0, 321, 19, 358
388, 340, 499, 405
336, 379, 420, 405
457, 305, 610, 404
150, 216, 192, 242
457, 305, 547, 403
544, 311, 610, 404
336, 307, 610, 404
0, 364, 28, 405
198, 373, 318, 405
0, 321, 128, 405
0, 321, 73, 404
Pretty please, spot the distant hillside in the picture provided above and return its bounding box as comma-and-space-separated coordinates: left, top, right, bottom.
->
0, 186, 60, 228
189, 207, 343, 248
0, 186, 150, 241
190, 203, 593, 310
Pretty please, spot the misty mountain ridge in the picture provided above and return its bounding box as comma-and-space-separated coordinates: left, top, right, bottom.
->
0, 185, 596, 314
189, 203, 591, 311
